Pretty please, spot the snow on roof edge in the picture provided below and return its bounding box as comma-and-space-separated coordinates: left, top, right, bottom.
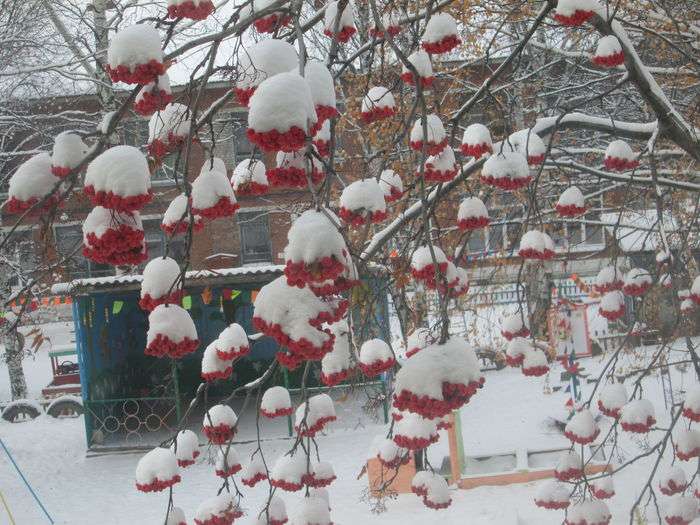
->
51, 264, 285, 295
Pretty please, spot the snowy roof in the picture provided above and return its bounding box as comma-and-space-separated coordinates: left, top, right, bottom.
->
600, 209, 678, 252
52, 265, 285, 295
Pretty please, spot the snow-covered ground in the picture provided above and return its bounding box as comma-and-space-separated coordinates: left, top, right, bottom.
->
1, 322, 699, 524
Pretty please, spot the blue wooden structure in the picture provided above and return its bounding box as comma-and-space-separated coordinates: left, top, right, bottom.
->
61, 265, 391, 449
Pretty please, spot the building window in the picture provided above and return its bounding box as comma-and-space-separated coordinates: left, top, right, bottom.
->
54, 224, 113, 280
238, 211, 272, 265
141, 218, 186, 266
1, 229, 36, 287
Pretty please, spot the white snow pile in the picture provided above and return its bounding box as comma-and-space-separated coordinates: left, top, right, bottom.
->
505, 337, 532, 367
190, 157, 238, 218
135, 447, 180, 492
255, 496, 287, 524
203, 404, 238, 428
664, 496, 698, 525
215, 323, 249, 360
308, 460, 336, 487
457, 197, 489, 227
215, 446, 241, 477
292, 496, 332, 525
171, 429, 199, 467
599, 290, 625, 319
564, 408, 599, 444
501, 312, 529, 340
371, 436, 407, 467
683, 384, 700, 421
323, 0, 355, 40
201, 341, 233, 382
410, 114, 447, 151
622, 267, 652, 295
140, 256, 181, 310
5, 153, 59, 212
598, 382, 627, 418
393, 336, 482, 419
51, 132, 87, 176
521, 347, 549, 376
85, 145, 151, 205
691, 276, 700, 302
424, 146, 457, 181
518, 229, 554, 259
534, 480, 570, 509
566, 500, 611, 525
659, 466, 687, 495
556, 186, 586, 215
134, 74, 172, 115
401, 49, 434, 84
321, 320, 353, 385
362, 86, 396, 113
480, 150, 530, 189
604, 139, 638, 171
675, 429, 700, 461
507, 129, 546, 164
620, 399, 656, 432
146, 304, 198, 356
261, 386, 292, 418
194, 494, 239, 525
284, 209, 347, 284
358, 338, 394, 375
271, 453, 308, 491
82, 206, 143, 253
393, 411, 439, 450
236, 39, 299, 95
241, 455, 267, 487
460, 123, 493, 158
422, 12, 459, 46
594, 35, 623, 59
554, 450, 583, 481
378, 169, 403, 201
107, 24, 162, 73
591, 476, 615, 499
248, 72, 317, 139
411, 245, 448, 272
420, 472, 451, 509
253, 276, 336, 356
338, 178, 387, 221
162, 193, 202, 234
166, 507, 186, 525
594, 265, 624, 292
294, 393, 337, 436
304, 61, 337, 119
231, 159, 268, 194
148, 103, 191, 145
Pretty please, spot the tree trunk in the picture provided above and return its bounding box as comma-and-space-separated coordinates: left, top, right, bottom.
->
525, 263, 553, 340
3, 329, 28, 400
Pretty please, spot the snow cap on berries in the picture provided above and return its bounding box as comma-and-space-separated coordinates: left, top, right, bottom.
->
201, 341, 233, 382
135, 447, 180, 492
107, 25, 164, 84
85, 145, 152, 211
598, 382, 627, 418
620, 399, 656, 433
236, 39, 299, 96
261, 386, 293, 418
534, 480, 570, 509
51, 132, 87, 177
171, 429, 200, 467
146, 304, 199, 358
566, 500, 611, 525
5, 153, 60, 214
140, 256, 182, 311
378, 170, 403, 201
461, 123, 493, 158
